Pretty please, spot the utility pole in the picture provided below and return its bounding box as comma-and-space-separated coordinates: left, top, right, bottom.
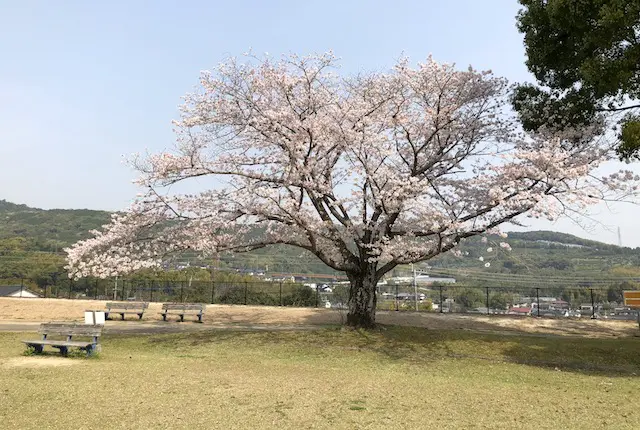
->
412, 263, 418, 311
618, 227, 623, 247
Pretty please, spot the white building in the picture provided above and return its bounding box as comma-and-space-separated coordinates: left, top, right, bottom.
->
385, 275, 456, 285
0, 285, 39, 298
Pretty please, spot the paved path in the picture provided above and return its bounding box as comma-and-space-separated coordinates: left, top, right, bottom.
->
0, 320, 322, 334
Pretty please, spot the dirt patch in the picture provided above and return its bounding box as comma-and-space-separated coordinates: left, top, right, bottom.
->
2, 357, 80, 368
1, 297, 637, 338
0, 298, 335, 325
0, 298, 114, 322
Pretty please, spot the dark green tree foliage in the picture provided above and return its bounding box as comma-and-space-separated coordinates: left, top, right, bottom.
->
281, 285, 317, 307
489, 292, 510, 310
454, 288, 484, 310
606, 280, 636, 302
0, 237, 66, 284
538, 258, 573, 271
514, 0, 640, 159
216, 284, 315, 307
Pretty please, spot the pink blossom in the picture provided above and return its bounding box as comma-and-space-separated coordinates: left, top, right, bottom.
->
499, 242, 512, 251
64, 52, 637, 280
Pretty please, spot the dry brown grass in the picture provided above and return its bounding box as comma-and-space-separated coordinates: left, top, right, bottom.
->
1, 297, 637, 338
1, 356, 82, 368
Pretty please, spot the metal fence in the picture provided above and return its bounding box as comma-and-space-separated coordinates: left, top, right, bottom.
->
377, 283, 638, 320
8, 278, 638, 321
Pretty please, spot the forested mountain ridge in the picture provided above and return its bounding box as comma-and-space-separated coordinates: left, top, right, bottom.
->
2, 199, 632, 250
0, 200, 111, 251
1, 199, 639, 283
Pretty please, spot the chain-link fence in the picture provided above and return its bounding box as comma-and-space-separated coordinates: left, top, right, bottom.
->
6, 278, 637, 321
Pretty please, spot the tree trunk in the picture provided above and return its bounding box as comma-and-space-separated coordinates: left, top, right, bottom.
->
346, 267, 378, 328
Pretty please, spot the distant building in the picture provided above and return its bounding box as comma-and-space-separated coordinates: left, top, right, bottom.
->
416, 275, 456, 284
520, 296, 569, 310
508, 307, 532, 316
396, 292, 426, 301
385, 275, 456, 285
579, 304, 594, 312
0, 285, 39, 298
551, 300, 570, 310
535, 240, 586, 249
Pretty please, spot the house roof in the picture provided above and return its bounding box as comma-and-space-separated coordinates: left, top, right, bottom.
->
0, 285, 37, 297
509, 307, 532, 313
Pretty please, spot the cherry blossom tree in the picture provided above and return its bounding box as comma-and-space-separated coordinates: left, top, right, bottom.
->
66, 53, 635, 328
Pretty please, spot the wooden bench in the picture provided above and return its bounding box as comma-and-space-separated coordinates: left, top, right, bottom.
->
104, 302, 149, 320
160, 303, 206, 323
22, 323, 103, 357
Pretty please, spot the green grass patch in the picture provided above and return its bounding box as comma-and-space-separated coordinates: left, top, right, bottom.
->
1, 327, 639, 429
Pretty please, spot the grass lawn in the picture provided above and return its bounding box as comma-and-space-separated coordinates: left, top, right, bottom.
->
1, 327, 639, 429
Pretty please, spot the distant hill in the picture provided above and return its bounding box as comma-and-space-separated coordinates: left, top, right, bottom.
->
1, 199, 639, 281
506, 230, 615, 249
0, 200, 111, 252
424, 229, 640, 286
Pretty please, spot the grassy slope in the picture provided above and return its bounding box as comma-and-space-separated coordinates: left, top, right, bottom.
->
1, 327, 639, 429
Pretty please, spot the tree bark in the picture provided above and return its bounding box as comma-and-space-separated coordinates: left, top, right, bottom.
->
346, 266, 378, 328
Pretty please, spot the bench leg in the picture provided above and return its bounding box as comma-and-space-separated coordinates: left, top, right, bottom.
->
105, 312, 111, 320
179, 314, 184, 322
197, 314, 203, 323
85, 344, 100, 357
138, 313, 143, 320
27, 344, 44, 354
121, 313, 125, 321
162, 314, 167, 321
59, 346, 68, 356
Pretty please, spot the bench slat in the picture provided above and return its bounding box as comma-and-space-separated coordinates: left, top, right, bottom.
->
22, 340, 94, 348
105, 302, 149, 310
23, 323, 102, 357
38, 323, 103, 337
161, 303, 206, 311
160, 303, 205, 322
109, 311, 147, 314
104, 302, 148, 320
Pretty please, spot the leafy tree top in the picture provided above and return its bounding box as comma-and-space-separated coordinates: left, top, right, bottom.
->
514, 0, 640, 159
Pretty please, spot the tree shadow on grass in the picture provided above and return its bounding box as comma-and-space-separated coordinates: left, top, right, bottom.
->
498, 337, 640, 376
372, 325, 640, 377
126, 323, 640, 377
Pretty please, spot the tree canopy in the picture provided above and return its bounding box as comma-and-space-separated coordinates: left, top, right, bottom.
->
514, 0, 640, 159
65, 53, 633, 327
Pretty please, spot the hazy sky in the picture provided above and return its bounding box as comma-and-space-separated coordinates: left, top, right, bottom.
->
1, 0, 638, 246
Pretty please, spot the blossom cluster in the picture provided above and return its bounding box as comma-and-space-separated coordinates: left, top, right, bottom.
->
65, 53, 636, 279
